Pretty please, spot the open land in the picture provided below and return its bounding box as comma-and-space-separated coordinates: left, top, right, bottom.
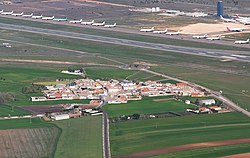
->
110, 113, 250, 157
118, 138, 250, 158
0, 1, 249, 157
53, 116, 103, 158
150, 143, 250, 158
103, 96, 196, 118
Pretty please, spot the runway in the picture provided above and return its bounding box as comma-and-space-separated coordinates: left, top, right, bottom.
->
0, 23, 249, 62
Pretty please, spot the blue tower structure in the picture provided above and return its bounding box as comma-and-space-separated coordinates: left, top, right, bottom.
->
217, 1, 224, 17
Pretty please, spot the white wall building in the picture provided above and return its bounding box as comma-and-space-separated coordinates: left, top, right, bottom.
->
199, 99, 216, 106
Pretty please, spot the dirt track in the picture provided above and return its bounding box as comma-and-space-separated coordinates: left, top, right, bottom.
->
221, 152, 250, 158
117, 138, 250, 158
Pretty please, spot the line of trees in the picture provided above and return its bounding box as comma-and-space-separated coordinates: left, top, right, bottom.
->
22, 84, 45, 94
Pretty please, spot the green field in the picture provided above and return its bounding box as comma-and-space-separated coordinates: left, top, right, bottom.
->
85, 67, 136, 80
0, 64, 82, 106
0, 104, 30, 117
0, 118, 54, 129
53, 116, 103, 158
110, 112, 250, 157
103, 96, 195, 118
151, 143, 250, 158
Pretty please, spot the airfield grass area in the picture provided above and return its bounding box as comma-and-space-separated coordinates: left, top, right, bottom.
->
110, 112, 250, 157
53, 116, 103, 158
0, 17, 248, 51
103, 96, 195, 118
151, 143, 250, 158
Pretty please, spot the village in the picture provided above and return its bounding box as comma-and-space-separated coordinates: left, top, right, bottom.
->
31, 78, 206, 103
28, 77, 231, 121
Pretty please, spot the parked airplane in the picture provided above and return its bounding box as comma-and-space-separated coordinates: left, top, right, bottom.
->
69, 19, 82, 23
226, 27, 244, 32
31, 15, 43, 19
140, 27, 154, 32
1, 11, 13, 15
206, 36, 220, 40
92, 21, 105, 26
234, 39, 249, 44
242, 21, 250, 25
192, 34, 208, 39
53, 18, 68, 22
42, 16, 54, 20
104, 23, 116, 28
234, 15, 250, 20
81, 20, 94, 25
12, 12, 23, 16
165, 31, 180, 35
153, 28, 168, 34
238, 19, 250, 25
22, 13, 33, 18
220, 15, 236, 23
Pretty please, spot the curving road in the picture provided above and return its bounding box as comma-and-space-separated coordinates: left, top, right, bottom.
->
141, 69, 250, 117
0, 23, 250, 62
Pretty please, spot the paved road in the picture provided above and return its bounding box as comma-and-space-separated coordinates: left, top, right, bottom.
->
103, 112, 111, 158
141, 69, 250, 117
0, 23, 250, 62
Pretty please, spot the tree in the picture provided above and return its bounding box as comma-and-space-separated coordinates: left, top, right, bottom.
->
132, 113, 140, 119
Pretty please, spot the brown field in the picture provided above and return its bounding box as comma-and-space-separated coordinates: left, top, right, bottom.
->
20, 105, 63, 114
0, 127, 60, 158
117, 138, 250, 158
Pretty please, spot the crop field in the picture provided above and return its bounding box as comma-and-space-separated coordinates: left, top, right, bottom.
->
103, 96, 195, 118
151, 143, 250, 158
0, 127, 59, 158
53, 116, 103, 158
110, 112, 250, 157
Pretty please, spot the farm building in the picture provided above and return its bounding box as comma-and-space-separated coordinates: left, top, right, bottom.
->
185, 100, 191, 104
31, 96, 46, 102
199, 99, 216, 106
210, 106, 222, 111
51, 114, 70, 121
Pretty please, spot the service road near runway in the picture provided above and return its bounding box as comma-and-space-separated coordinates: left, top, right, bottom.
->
0, 23, 250, 62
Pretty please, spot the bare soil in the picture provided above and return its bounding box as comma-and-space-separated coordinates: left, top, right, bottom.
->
20, 105, 63, 114
180, 22, 250, 35
221, 152, 250, 158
